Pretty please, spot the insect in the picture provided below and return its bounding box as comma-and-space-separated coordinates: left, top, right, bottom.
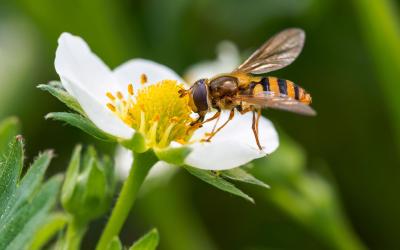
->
180, 28, 316, 150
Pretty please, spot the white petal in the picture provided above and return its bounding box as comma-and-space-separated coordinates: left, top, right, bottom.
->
185, 111, 279, 170
184, 41, 240, 84
113, 58, 185, 91
55, 32, 121, 99
61, 77, 134, 139
114, 146, 176, 181
54, 33, 132, 138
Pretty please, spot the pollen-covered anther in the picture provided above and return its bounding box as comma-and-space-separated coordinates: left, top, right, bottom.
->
140, 73, 148, 84
106, 92, 116, 101
128, 84, 134, 95
106, 103, 116, 112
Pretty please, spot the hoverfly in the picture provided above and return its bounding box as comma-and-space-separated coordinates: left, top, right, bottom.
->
180, 28, 316, 150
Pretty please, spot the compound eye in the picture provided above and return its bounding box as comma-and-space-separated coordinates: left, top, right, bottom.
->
192, 79, 209, 112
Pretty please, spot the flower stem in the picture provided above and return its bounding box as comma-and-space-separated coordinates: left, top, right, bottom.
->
63, 216, 87, 250
96, 150, 157, 250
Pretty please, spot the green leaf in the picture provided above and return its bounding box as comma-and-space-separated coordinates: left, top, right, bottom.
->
0, 136, 24, 217
38, 81, 85, 115
106, 237, 123, 250
1, 150, 54, 225
184, 166, 254, 203
0, 117, 20, 155
221, 168, 270, 189
29, 213, 68, 250
46, 112, 115, 141
0, 175, 62, 250
129, 229, 159, 250
154, 146, 191, 166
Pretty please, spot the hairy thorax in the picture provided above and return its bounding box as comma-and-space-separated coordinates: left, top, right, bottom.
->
209, 75, 240, 110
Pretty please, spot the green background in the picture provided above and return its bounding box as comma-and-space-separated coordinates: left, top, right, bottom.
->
1, 0, 399, 249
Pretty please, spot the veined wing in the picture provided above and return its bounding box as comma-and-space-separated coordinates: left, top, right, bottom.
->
234, 28, 305, 75
235, 91, 316, 116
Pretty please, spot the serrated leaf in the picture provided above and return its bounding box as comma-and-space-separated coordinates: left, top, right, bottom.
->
0, 175, 62, 250
129, 229, 159, 250
221, 168, 270, 189
0, 117, 20, 155
106, 237, 123, 250
184, 166, 254, 203
0, 136, 24, 217
29, 213, 68, 250
38, 81, 85, 115
46, 112, 115, 141
1, 150, 54, 225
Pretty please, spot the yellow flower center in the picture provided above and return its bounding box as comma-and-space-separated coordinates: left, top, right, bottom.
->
106, 79, 194, 148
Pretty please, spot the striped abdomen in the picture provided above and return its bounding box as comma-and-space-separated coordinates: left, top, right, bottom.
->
253, 76, 312, 104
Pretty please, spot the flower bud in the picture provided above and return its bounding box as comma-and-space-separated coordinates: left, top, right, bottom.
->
61, 145, 115, 222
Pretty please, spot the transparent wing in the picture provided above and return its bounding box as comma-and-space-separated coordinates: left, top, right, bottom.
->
235, 91, 316, 116
234, 28, 305, 74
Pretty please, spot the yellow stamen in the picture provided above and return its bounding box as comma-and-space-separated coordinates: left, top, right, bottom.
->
105, 80, 195, 148
107, 103, 116, 112
140, 74, 148, 84
106, 92, 116, 101
128, 84, 134, 95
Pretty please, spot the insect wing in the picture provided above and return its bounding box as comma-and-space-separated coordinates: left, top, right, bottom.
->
236, 91, 316, 116
235, 28, 305, 74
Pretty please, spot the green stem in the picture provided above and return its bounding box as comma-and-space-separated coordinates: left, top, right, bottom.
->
96, 150, 157, 250
63, 216, 87, 250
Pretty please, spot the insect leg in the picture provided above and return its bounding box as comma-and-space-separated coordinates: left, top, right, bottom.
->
255, 109, 261, 135
205, 112, 222, 137
204, 109, 235, 142
239, 107, 252, 115
202, 110, 221, 125
252, 110, 262, 150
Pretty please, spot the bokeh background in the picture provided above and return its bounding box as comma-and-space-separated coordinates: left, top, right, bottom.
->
1, 0, 400, 249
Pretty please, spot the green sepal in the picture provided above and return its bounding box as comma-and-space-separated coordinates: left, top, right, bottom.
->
61, 145, 116, 222
106, 237, 123, 250
46, 112, 115, 141
38, 81, 85, 115
221, 167, 270, 189
120, 132, 147, 153
154, 146, 191, 166
184, 166, 254, 203
61, 145, 82, 208
129, 229, 159, 250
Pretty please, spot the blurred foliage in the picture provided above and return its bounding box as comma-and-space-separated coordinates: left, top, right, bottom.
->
1, 0, 400, 249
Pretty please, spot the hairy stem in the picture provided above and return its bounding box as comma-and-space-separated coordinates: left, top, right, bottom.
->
96, 150, 156, 250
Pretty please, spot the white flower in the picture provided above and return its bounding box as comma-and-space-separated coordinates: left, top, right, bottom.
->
55, 33, 279, 170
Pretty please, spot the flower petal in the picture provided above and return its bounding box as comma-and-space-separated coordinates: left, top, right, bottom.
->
185, 111, 279, 170
113, 59, 185, 91
55, 33, 132, 138
55, 32, 120, 98
61, 77, 134, 139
